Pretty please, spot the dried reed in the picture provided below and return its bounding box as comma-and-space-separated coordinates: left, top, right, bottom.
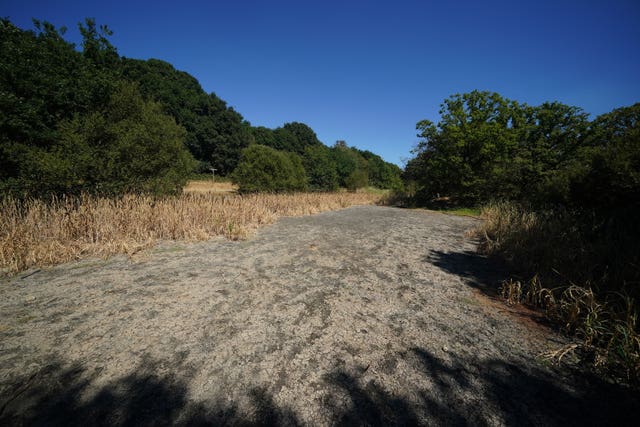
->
479, 201, 640, 383
0, 192, 382, 274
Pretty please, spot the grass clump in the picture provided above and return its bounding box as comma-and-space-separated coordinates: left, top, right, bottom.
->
480, 201, 640, 384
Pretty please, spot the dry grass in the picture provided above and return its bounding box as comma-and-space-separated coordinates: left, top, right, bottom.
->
183, 180, 238, 194
480, 202, 640, 383
0, 192, 382, 275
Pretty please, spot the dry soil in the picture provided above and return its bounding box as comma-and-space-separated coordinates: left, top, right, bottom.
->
0, 206, 637, 426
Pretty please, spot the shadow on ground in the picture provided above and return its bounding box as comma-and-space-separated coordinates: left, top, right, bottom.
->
0, 356, 300, 427
323, 347, 638, 427
1, 349, 638, 426
426, 249, 509, 296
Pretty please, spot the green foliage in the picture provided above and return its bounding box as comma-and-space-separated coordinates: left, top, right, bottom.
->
407, 91, 523, 202
248, 128, 401, 192
359, 150, 404, 190
302, 145, 339, 191
251, 126, 278, 148
78, 18, 119, 67
232, 145, 307, 192
250, 122, 322, 155
569, 103, 640, 212
0, 19, 115, 150
0, 17, 399, 197
4, 83, 195, 195
120, 58, 252, 174
271, 127, 299, 152
281, 122, 322, 153
406, 90, 598, 205
345, 168, 369, 191
331, 142, 365, 188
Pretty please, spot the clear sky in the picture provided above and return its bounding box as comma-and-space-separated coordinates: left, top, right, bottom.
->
4, 0, 640, 165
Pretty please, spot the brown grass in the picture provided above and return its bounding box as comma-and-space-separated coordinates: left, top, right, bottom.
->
479, 201, 640, 383
0, 192, 383, 275
183, 180, 238, 194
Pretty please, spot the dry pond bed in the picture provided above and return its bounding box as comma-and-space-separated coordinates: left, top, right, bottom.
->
0, 206, 638, 426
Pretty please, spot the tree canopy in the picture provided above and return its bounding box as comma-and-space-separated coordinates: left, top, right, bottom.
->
0, 17, 404, 196
404, 90, 616, 205
120, 58, 252, 175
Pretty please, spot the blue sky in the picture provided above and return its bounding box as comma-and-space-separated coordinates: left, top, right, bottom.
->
4, 0, 640, 165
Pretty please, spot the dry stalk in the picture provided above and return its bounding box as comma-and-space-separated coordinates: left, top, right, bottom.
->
0, 192, 383, 274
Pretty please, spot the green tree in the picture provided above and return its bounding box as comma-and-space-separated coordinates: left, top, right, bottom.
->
282, 122, 322, 153
359, 150, 403, 190
251, 126, 277, 148
512, 102, 590, 203
252, 122, 323, 154
0, 18, 120, 195
232, 145, 307, 192
415, 91, 520, 201
331, 141, 368, 188
569, 103, 640, 211
345, 168, 368, 191
78, 18, 119, 67
0, 19, 116, 150
54, 83, 194, 194
120, 58, 253, 174
302, 145, 338, 191
407, 91, 604, 205
271, 127, 299, 152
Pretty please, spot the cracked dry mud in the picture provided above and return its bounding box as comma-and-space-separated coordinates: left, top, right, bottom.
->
0, 206, 638, 426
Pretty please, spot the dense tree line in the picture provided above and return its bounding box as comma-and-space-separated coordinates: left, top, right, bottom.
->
1, 18, 403, 196
405, 90, 639, 212
240, 128, 403, 192
0, 18, 196, 195
120, 58, 253, 175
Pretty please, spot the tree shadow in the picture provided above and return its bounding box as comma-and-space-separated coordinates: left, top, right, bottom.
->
411, 346, 639, 426
0, 356, 299, 427
1, 348, 638, 426
425, 249, 509, 296
322, 369, 421, 426
321, 347, 638, 426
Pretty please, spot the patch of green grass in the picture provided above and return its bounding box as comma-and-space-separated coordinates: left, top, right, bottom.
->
435, 207, 481, 217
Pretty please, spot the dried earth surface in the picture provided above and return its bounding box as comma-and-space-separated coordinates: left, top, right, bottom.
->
0, 206, 637, 426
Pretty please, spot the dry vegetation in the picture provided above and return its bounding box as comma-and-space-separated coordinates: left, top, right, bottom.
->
183, 180, 238, 194
479, 202, 640, 383
0, 192, 383, 275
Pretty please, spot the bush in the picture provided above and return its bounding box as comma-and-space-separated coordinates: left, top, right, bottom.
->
345, 168, 368, 191
232, 145, 307, 192
2, 82, 196, 196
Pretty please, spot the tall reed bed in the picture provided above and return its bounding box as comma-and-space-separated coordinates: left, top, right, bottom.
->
478, 201, 640, 383
1, 192, 382, 274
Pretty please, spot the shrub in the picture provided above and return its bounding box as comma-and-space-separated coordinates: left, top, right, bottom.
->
1, 82, 196, 197
232, 145, 307, 192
